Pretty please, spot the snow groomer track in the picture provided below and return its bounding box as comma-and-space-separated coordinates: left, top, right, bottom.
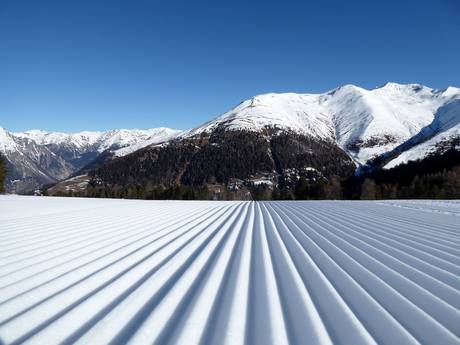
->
0, 196, 459, 345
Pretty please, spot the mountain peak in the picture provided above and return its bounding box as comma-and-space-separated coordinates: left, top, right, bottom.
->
378, 82, 429, 92
327, 84, 364, 96
0, 127, 18, 152
443, 86, 460, 98
380, 81, 404, 88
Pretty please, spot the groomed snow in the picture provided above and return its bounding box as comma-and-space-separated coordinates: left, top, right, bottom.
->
0, 196, 459, 345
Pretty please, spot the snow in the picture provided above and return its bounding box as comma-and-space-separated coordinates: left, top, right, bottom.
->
183, 83, 460, 164
443, 86, 460, 99
251, 179, 273, 186
384, 124, 460, 169
112, 128, 182, 156
0, 196, 459, 345
385, 99, 460, 168
325, 83, 444, 163
13, 130, 103, 148
13, 128, 182, 156
0, 127, 18, 152
183, 93, 335, 140
377, 199, 460, 217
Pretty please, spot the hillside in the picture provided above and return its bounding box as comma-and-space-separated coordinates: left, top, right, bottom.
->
3, 82, 460, 196
71, 82, 460, 199
182, 82, 460, 164
0, 127, 181, 193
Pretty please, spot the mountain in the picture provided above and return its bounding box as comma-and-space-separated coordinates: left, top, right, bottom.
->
182, 82, 459, 165
384, 97, 460, 169
14, 127, 182, 156
75, 82, 458, 200
0, 127, 181, 193
0, 127, 74, 193
85, 129, 355, 199
4, 82, 460, 197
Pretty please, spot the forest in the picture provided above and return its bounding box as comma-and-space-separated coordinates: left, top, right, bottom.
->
0, 153, 5, 193
43, 136, 460, 200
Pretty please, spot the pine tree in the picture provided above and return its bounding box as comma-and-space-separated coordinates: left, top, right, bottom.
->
294, 177, 309, 200
360, 178, 377, 200
443, 167, 460, 198
271, 189, 281, 200
196, 186, 211, 200
323, 176, 343, 199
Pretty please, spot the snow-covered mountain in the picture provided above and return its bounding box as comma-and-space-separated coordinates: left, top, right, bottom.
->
2, 82, 459, 194
0, 127, 181, 192
0, 127, 74, 193
384, 97, 460, 168
14, 127, 181, 154
184, 82, 460, 164
184, 93, 335, 139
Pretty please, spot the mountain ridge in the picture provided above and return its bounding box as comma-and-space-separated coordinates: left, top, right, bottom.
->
0, 127, 181, 192
2, 82, 459, 194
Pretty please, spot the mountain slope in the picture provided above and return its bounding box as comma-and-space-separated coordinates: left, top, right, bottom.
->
0, 127, 74, 192
183, 93, 335, 139
325, 83, 450, 163
88, 130, 355, 198
1, 127, 181, 193
46, 82, 460, 199
384, 98, 460, 168
183, 83, 460, 165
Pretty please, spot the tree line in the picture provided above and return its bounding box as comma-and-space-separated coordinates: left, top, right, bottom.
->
0, 153, 5, 193
235, 149, 460, 200
43, 140, 460, 200
349, 149, 460, 200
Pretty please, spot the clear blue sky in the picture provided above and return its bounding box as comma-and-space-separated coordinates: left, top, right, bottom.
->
1, 0, 459, 132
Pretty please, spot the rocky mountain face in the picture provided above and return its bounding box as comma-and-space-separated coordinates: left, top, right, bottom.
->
0, 127, 181, 193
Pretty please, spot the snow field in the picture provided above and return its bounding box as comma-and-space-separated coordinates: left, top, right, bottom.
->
0, 196, 459, 345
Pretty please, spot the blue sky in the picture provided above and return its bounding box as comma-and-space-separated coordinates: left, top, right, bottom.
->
1, 0, 459, 132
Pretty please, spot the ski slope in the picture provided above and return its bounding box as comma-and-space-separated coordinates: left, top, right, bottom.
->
0, 196, 459, 345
